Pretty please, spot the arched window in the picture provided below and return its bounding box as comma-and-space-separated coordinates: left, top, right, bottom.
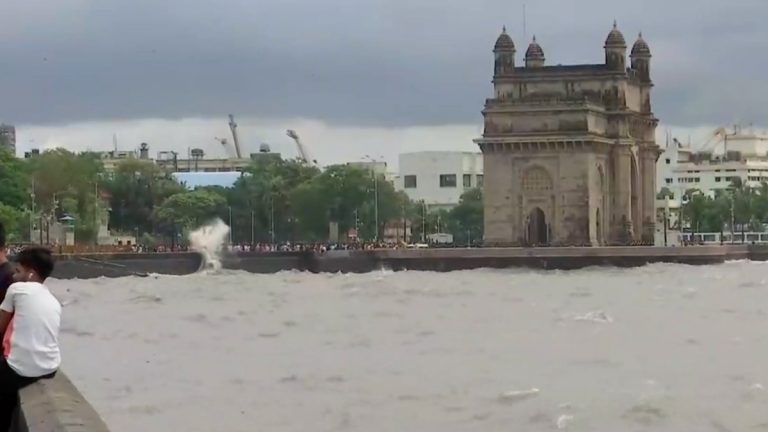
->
522, 166, 553, 192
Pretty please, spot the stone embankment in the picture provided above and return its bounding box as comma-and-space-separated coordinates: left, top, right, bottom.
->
12, 372, 110, 432
51, 245, 766, 279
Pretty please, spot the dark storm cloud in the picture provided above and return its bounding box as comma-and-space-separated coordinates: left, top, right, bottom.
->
1, 0, 767, 127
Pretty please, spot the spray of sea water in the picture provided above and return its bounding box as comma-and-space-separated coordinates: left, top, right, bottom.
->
188, 218, 230, 271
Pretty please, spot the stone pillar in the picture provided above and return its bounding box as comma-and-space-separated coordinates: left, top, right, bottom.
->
641, 147, 658, 242
612, 145, 633, 243
482, 152, 509, 245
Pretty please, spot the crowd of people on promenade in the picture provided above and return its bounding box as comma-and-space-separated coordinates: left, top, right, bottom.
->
227, 241, 419, 254
4, 240, 422, 256
8, 239, 670, 256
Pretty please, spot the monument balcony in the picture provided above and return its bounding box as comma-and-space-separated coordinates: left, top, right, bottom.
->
483, 120, 593, 137
485, 95, 606, 110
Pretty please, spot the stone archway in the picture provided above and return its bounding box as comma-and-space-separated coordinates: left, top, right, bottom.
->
520, 165, 554, 246
527, 207, 548, 246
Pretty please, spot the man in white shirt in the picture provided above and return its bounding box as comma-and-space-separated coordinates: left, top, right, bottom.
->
0, 246, 61, 431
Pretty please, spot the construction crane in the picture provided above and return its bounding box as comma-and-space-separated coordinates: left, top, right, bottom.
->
228, 114, 243, 159
701, 127, 727, 153
286, 129, 318, 166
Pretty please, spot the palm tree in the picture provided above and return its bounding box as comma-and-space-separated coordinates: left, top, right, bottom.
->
730, 177, 753, 242
656, 187, 674, 200
682, 189, 708, 241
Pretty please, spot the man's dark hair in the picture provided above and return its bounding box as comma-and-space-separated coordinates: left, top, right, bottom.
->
16, 246, 54, 281
0, 221, 5, 248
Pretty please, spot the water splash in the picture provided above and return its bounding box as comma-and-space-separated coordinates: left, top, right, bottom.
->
498, 388, 540, 403
189, 219, 230, 272
573, 311, 613, 324
556, 414, 574, 429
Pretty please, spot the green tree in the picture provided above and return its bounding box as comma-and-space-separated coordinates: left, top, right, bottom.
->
103, 159, 185, 236
702, 192, 731, 234
656, 187, 674, 200
226, 158, 320, 243
285, 165, 414, 242
0, 147, 29, 210
24, 149, 106, 243
0, 203, 23, 242
372, 186, 411, 242
290, 165, 371, 240
682, 189, 709, 234
153, 189, 227, 233
731, 179, 755, 235
449, 188, 484, 245
751, 182, 768, 225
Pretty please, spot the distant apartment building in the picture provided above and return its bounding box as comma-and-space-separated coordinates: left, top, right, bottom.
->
347, 160, 387, 175
0, 124, 16, 155
346, 160, 397, 183
396, 151, 483, 209
154, 152, 253, 173
657, 126, 768, 199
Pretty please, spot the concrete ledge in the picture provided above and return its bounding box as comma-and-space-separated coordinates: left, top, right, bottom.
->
46, 244, 768, 278
15, 372, 110, 432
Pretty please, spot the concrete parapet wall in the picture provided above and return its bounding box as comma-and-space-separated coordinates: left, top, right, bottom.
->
14, 372, 110, 432
322, 245, 755, 272
52, 252, 203, 279
47, 245, 768, 279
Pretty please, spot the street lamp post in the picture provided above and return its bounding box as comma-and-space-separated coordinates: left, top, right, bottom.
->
363, 155, 383, 241
731, 191, 735, 244
270, 194, 275, 245
250, 209, 255, 246
30, 177, 35, 242
373, 172, 379, 241
94, 182, 100, 246
422, 201, 427, 243
401, 203, 406, 244
228, 206, 233, 245
660, 199, 664, 246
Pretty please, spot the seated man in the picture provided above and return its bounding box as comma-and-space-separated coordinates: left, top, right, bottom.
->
0, 246, 61, 431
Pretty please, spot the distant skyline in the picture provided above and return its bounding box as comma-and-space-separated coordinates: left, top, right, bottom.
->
3, 0, 767, 164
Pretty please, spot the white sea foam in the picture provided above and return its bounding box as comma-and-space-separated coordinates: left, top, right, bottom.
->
188, 218, 230, 271
498, 388, 540, 402
556, 414, 574, 429
573, 310, 614, 323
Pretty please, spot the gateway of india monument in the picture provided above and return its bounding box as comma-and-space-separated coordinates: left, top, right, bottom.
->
476, 22, 660, 246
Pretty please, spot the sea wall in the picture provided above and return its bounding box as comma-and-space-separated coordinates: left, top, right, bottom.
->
13, 372, 110, 432
230, 245, 759, 273
378, 245, 750, 271
48, 245, 768, 279
52, 252, 203, 279
222, 251, 313, 273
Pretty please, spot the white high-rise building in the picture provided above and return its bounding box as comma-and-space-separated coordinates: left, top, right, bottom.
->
395, 151, 483, 210
655, 126, 768, 243
658, 126, 768, 200
0, 124, 16, 155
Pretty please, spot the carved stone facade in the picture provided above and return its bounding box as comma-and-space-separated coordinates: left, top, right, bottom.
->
475, 24, 660, 246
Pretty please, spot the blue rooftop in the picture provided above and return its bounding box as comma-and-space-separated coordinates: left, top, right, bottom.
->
172, 171, 246, 189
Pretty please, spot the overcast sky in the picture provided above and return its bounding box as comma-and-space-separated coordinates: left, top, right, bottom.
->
2, 0, 767, 166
